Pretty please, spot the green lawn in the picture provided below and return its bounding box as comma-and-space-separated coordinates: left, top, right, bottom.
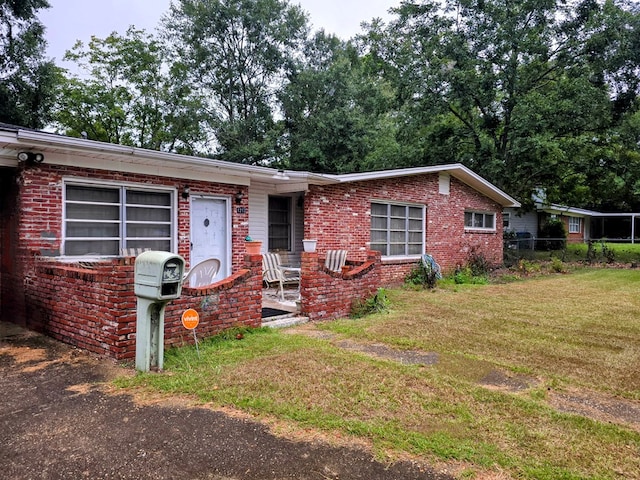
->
516, 241, 640, 264
119, 268, 640, 479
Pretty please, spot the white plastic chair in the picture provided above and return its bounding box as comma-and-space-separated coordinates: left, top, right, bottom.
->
183, 258, 221, 288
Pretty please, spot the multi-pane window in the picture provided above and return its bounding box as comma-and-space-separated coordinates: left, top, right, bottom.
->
503, 212, 511, 229
268, 196, 291, 251
464, 211, 495, 230
568, 216, 581, 233
370, 202, 424, 256
64, 182, 174, 256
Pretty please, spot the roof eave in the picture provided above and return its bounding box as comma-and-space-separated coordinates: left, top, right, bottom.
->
332, 164, 521, 208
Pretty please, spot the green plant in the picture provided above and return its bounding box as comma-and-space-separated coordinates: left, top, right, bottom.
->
467, 248, 491, 276
405, 259, 440, 289
453, 266, 489, 285
517, 259, 541, 275
549, 256, 565, 273
601, 242, 616, 264
539, 218, 567, 251
350, 288, 390, 318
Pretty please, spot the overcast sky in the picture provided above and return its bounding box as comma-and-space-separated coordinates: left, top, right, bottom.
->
40, 0, 399, 66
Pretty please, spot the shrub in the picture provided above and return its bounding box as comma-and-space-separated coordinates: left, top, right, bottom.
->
467, 248, 492, 276
453, 266, 489, 285
539, 218, 566, 251
405, 258, 440, 289
550, 256, 565, 273
350, 289, 390, 318
518, 259, 541, 275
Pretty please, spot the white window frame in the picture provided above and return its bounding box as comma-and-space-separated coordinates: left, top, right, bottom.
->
503, 212, 511, 230
370, 201, 425, 258
568, 216, 581, 234
62, 178, 177, 257
464, 211, 496, 231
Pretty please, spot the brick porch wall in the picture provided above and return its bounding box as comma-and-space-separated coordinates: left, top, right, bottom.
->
300, 251, 381, 321
25, 254, 262, 360
303, 174, 504, 284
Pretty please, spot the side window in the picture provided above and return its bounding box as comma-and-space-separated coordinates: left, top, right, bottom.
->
464, 211, 496, 231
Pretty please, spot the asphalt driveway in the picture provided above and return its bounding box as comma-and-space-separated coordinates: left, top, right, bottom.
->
0, 322, 451, 480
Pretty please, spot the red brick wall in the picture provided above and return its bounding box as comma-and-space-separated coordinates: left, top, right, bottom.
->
303, 174, 504, 283
26, 254, 262, 360
300, 251, 381, 321
12, 164, 249, 268
2, 163, 257, 359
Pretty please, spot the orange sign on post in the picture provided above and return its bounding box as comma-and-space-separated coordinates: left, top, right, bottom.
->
181, 308, 200, 330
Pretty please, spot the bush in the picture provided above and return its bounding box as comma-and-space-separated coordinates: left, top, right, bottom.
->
586, 240, 617, 264
467, 249, 491, 276
405, 257, 440, 289
539, 218, 566, 251
351, 289, 390, 318
550, 256, 565, 273
453, 266, 489, 285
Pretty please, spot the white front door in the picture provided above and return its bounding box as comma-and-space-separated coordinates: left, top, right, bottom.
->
190, 196, 230, 281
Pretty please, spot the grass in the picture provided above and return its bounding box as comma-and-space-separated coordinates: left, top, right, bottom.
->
118, 268, 640, 479
518, 241, 640, 264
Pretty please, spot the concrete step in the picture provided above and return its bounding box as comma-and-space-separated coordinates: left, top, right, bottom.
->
263, 316, 309, 329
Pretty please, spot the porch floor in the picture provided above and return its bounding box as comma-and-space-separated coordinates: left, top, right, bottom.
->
262, 286, 307, 328
262, 286, 300, 313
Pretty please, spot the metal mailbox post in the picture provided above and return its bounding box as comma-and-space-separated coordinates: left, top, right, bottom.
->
134, 251, 185, 372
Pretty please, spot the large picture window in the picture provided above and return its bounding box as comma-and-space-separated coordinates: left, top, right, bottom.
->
64, 182, 174, 256
370, 202, 424, 256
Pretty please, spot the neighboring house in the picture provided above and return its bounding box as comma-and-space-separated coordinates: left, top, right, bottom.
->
504, 202, 640, 246
0, 124, 519, 358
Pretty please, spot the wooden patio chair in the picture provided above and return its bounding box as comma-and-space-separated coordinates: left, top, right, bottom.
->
183, 258, 221, 288
262, 252, 300, 301
324, 250, 348, 272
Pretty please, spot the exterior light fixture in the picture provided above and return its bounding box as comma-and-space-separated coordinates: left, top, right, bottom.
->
235, 190, 244, 204
182, 186, 190, 199
272, 169, 290, 180
17, 151, 44, 164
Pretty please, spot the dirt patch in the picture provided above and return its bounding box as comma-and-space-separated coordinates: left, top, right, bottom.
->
549, 388, 640, 432
479, 369, 540, 392
336, 340, 440, 365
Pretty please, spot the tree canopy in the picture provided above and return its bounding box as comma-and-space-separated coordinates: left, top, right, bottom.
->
47, 0, 640, 211
0, 0, 58, 128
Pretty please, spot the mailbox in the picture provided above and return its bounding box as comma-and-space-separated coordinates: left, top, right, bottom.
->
134, 251, 185, 300
134, 251, 185, 372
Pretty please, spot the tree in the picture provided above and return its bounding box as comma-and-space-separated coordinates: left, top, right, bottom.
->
363, 0, 640, 209
280, 31, 400, 173
53, 28, 209, 154
0, 0, 58, 128
161, 0, 308, 164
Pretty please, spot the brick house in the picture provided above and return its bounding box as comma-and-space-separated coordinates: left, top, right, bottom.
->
0, 124, 519, 359
504, 203, 640, 248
